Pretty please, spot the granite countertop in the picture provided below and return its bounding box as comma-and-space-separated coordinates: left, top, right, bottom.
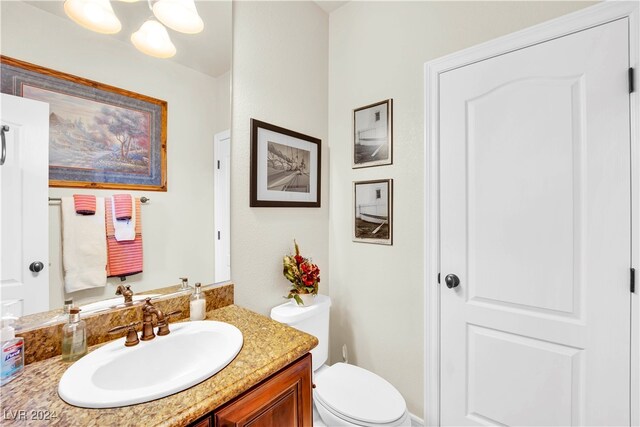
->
1, 305, 318, 426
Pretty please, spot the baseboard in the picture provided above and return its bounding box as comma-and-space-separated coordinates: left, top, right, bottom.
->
410, 412, 425, 427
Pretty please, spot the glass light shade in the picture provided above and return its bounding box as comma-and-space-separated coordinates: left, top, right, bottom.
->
131, 20, 177, 59
152, 0, 204, 34
64, 0, 121, 34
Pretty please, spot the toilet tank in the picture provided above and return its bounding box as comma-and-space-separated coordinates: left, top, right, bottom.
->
270, 295, 331, 372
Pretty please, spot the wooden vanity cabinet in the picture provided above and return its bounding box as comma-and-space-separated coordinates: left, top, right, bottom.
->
190, 353, 313, 427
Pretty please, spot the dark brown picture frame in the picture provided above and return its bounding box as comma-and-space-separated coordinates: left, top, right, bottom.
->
0, 55, 167, 191
250, 119, 321, 207
353, 179, 393, 245
353, 99, 393, 169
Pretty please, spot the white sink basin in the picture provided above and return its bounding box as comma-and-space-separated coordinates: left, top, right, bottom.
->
58, 320, 243, 408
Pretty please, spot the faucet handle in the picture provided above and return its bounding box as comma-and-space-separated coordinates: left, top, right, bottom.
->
108, 321, 141, 347
165, 310, 182, 318
156, 310, 182, 336
108, 321, 140, 334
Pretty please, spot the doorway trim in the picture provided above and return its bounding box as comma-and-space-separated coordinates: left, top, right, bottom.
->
423, 2, 639, 425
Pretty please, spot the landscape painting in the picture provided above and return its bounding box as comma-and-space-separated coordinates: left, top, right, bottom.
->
24, 85, 151, 175
353, 179, 393, 245
0, 56, 167, 191
250, 119, 321, 208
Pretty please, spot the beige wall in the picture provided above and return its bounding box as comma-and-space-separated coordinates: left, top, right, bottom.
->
231, 1, 329, 315
215, 70, 232, 136
1, 2, 230, 308
328, 0, 595, 417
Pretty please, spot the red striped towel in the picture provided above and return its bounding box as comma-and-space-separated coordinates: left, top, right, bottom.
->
113, 194, 132, 220
73, 194, 96, 215
105, 198, 142, 277
106, 237, 143, 277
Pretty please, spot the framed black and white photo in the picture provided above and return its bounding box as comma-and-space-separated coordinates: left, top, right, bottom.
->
353, 179, 393, 245
353, 99, 392, 168
250, 119, 321, 207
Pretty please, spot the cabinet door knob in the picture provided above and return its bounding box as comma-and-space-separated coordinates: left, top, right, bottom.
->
29, 261, 45, 273
445, 274, 460, 289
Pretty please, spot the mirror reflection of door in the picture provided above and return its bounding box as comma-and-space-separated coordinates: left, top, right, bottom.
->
214, 130, 230, 284
0, 93, 50, 315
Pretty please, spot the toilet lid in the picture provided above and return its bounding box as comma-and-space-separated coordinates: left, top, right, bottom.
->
314, 363, 406, 424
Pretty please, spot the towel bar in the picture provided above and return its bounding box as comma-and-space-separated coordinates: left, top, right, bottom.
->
49, 196, 150, 204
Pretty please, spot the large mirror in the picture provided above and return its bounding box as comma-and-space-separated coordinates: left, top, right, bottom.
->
0, 0, 232, 322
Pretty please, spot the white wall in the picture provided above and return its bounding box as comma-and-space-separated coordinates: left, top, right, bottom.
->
215, 70, 231, 135
231, 1, 329, 315
0, 2, 229, 309
328, 0, 595, 417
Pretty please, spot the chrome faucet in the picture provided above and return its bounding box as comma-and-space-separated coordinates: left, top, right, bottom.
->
115, 284, 133, 304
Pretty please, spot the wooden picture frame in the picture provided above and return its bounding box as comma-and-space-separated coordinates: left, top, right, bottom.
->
0, 56, 167, 191
250, 119, 321, 207
353, 179, 393, 245
353, 99, 393, 168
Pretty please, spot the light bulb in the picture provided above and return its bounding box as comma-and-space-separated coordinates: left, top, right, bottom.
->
64, 0, 121, 34
131, 19, 176, 59
152, 0, 204, 34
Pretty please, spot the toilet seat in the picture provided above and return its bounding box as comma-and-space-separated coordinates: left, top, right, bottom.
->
314, 363, 408, 426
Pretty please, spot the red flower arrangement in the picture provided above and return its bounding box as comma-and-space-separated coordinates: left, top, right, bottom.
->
283, 240, 320, 305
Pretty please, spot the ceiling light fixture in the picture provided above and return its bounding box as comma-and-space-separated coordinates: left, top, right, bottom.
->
131, 19, 177, 58
63, 0, 204, 59
152, 0, 204, 34
64, 0, 122, 34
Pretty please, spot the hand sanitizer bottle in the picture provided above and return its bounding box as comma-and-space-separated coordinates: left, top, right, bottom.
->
1, 299, 24, 386
61, 308, 87, 362
1, 317, 24, 386
190, 283, 206, 321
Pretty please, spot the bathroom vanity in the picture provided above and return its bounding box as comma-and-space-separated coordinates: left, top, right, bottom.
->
1, 304, 317, 426
192, 353, 312, 427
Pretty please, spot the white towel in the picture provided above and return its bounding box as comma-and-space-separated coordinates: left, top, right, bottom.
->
61, 196, 107, 293
111, 196, 136, 242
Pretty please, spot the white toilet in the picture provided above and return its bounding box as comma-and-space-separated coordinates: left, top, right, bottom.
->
271, 295, 411, 427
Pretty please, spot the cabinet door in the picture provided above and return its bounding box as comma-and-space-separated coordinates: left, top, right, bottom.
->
214, 354, 312, 427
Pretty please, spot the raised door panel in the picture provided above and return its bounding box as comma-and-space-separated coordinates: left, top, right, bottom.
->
214, 354, 312, 427
467, 77, 582, 317
467, 324, 582, 426
192, 417, 211, 427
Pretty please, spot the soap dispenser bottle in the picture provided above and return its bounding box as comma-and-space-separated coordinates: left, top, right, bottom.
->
1, 317, 24, 386
190, 283, 206, 321
62, 308, 87, 362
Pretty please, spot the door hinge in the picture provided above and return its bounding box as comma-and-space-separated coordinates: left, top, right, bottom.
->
437, 272, 441, 284
631, 268, 636, 293
217, 231, 221, 240
217, 160, 221, 169
630, 68, 635, 94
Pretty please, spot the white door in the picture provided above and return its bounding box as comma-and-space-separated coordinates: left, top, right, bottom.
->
440, 19, 631, 426
0, 94, 50, 316
214, 130, 231, 283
